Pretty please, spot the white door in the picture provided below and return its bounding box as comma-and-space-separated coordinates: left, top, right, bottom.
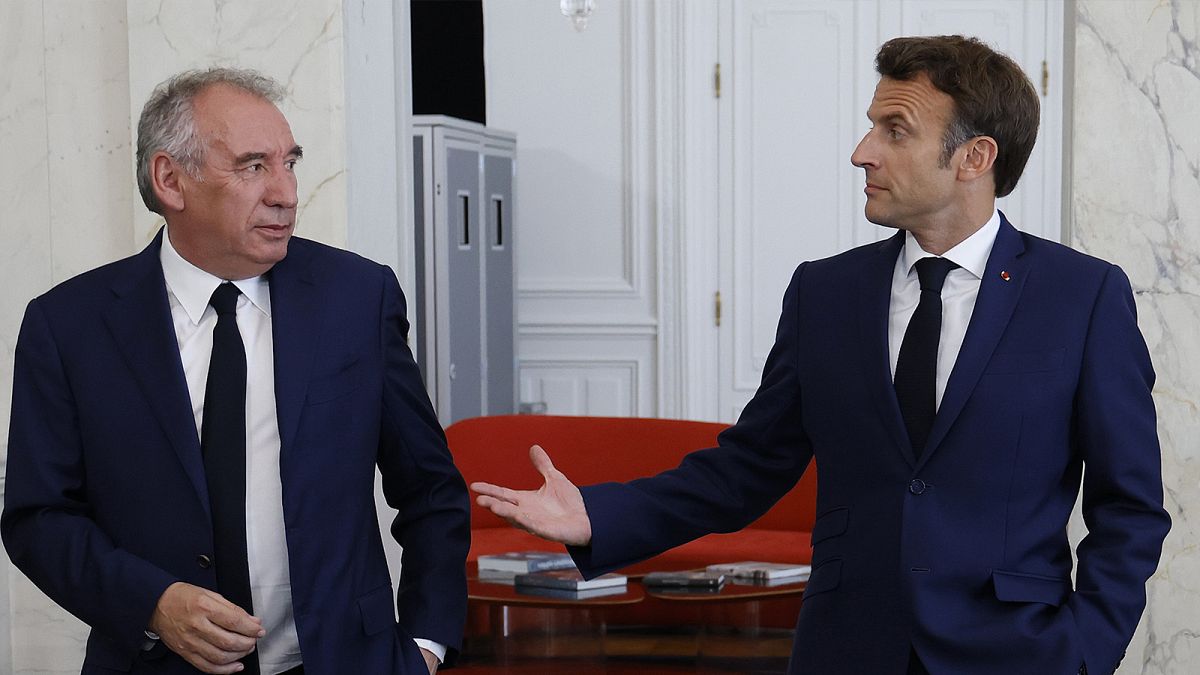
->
713, 0, 1064, 422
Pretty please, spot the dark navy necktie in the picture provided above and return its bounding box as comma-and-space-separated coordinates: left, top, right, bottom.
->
894, 257, 959, 459
200, 282, 259, 674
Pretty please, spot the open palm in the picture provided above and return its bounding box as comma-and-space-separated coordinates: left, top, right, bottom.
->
470, 445, 592, 547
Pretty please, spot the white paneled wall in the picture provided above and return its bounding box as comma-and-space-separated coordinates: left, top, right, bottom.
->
484, 0, 660, 418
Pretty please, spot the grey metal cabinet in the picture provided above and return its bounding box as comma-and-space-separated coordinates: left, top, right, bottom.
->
412, 116, 517, 424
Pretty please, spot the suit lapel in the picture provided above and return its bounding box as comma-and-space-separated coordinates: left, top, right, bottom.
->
103, 231, 210, 516
918, 216, 1029, 466
859, 231, 916, 466
268, 242, 322, 453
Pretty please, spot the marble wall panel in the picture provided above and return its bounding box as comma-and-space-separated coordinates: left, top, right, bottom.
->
0, 5, 54, 671
0, 0, 54, 472
125, 0, 348, 249
1073, 1, 1200, 673
42, 0, 136, 282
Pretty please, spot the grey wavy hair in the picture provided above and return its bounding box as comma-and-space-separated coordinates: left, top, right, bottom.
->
135, 67, 286, 214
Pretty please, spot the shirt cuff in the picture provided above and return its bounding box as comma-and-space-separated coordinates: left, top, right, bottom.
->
413, 638, 446, 664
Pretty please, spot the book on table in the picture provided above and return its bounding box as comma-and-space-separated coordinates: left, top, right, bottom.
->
642, 570, 727, 590
704, 561, 811, 581
515, 584, 631, 600
476, 551, 576, 574
514, 569, 627, 591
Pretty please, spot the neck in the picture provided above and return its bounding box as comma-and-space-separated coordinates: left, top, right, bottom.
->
908, 200, 995, 255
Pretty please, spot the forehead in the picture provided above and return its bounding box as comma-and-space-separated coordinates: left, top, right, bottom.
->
193, 83, 295, 153
867, 74, 954, 127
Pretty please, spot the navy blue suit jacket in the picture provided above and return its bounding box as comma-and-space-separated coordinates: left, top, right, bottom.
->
574, 217, 1169, 674
2, 233, 471, 674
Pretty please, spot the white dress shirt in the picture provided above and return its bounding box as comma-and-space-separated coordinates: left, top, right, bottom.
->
161, 233, 302, 674
888, 210, 1001, 410
160, 233, 446, 671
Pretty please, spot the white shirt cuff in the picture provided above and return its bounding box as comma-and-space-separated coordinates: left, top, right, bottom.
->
413, 638, 446, 664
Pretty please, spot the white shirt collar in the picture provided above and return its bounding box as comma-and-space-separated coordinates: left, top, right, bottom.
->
159, 228, 272, 325
902, 209, 1001, 281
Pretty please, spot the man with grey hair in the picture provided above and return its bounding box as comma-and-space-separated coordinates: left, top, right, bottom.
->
3, 67, 470, 674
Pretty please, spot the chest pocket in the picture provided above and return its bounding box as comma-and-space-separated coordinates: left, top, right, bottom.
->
306, 354, 365, 405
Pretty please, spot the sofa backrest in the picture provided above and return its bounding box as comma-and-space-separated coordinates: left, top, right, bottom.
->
447, 415, 817, 533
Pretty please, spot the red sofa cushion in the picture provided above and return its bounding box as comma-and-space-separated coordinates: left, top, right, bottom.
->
450, 415, 817, 632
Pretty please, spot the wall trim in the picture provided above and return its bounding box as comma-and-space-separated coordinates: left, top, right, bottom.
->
515, 0, 653, 304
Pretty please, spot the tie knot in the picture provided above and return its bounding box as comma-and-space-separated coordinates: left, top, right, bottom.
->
914, 257, 959, 293
209, 283, 241, 316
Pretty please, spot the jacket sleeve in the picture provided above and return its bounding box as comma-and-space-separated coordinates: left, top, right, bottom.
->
1, 298, 177, 654
1068, 264, 1171, 674
373, 268, 471, 663
573, 264, 814, 576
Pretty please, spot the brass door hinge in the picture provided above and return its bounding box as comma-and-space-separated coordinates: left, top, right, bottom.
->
714, 62, 722, 99
715, 290, 722, 327
1041, 60, 1049, 96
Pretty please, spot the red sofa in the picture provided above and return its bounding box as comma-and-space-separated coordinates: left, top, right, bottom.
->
447, 415, 818, 630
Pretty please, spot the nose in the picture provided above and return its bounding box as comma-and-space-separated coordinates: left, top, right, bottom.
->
264, 165, 298, 210
851, 131, 877, 170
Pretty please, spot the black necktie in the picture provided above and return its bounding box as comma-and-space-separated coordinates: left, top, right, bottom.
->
894, 257, 959, 459
200, 283, 258, 674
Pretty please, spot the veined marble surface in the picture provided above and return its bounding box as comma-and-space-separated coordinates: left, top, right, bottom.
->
1073, 1, 1200, 673
125, 0, 348, 250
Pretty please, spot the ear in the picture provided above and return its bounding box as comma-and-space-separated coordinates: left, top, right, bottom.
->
150, 151, 187, 213
956, 135, 998, 184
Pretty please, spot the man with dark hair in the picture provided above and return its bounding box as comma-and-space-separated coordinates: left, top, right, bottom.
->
472, 35, 1169, 674
3, 68, 470, 674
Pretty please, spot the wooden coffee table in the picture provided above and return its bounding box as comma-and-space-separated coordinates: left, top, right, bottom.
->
462, 564, 802, 673
464, 564, 645, 664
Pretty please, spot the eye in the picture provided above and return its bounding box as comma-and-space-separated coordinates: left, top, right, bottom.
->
285, 159, 298, 171
887, 126, 904, 140
246, 163, 264, 173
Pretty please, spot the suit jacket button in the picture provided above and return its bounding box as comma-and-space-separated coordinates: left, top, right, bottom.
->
908, 479, 927, 495
197, 554, 213, 569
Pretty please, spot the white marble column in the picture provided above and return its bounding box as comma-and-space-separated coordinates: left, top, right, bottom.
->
1072, 1, 1200, 673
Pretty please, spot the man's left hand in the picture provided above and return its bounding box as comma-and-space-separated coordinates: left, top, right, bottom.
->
419, 647, 439, 674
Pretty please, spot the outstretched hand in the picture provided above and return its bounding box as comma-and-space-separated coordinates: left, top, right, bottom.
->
470, 445, 592, 547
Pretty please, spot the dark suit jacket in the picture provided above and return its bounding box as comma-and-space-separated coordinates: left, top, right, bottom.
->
2, 232, 471, 674
573, 216, 1170, 675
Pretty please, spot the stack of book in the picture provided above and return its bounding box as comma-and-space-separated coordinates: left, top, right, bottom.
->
477, 551, 576, 574
513, 569, 628, 599
642, 570, 727, 591
476, 551, 576, 584
705, 561, 811, 585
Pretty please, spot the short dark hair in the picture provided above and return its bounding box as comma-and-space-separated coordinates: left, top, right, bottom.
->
875, 35, 1039, 198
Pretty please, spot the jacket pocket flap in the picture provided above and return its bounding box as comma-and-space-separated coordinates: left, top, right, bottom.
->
810, 507, 848, 545
357, 583, 397, 636
803, 558, 842, 598
992, 569, 1071, 606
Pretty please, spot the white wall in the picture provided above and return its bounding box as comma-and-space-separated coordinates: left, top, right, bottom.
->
484, 0, 662, 417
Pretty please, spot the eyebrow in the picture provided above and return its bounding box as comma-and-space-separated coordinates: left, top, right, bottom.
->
233, 146, 304, 164
868, 112, 911, 126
